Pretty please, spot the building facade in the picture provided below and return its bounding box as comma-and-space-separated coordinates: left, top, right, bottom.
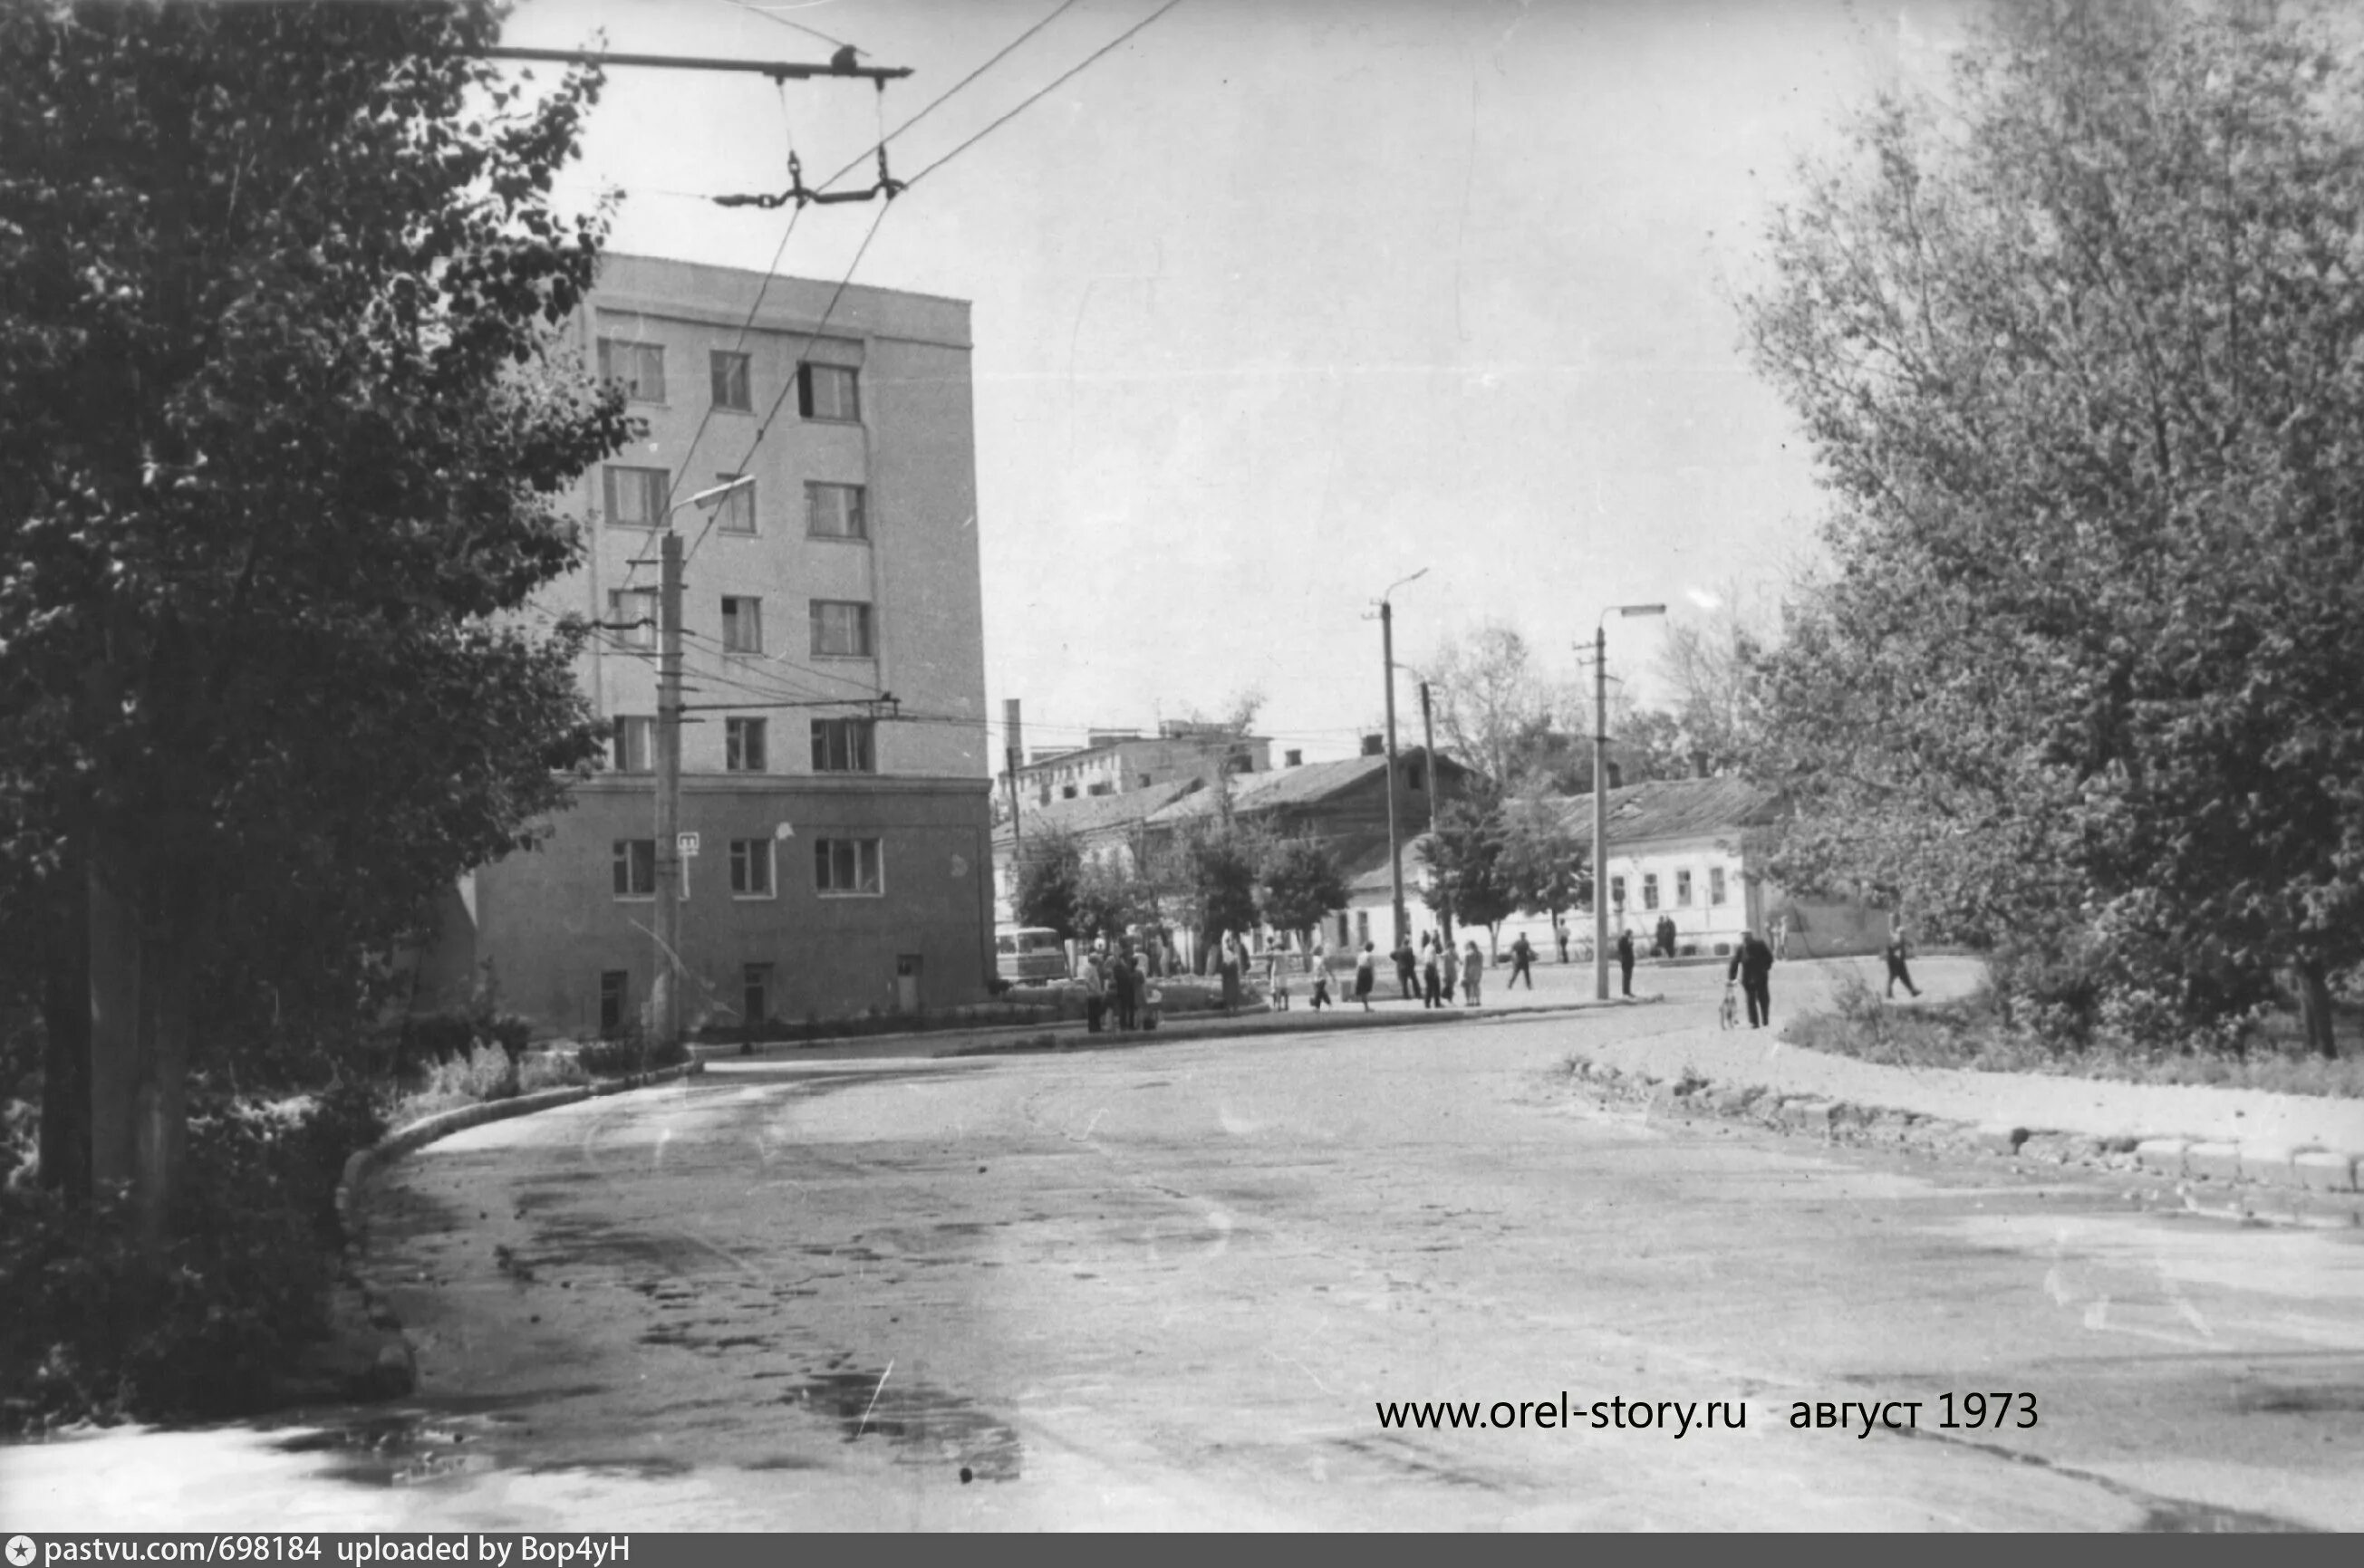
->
1008, 723, 1273, 813
429, 255, 994, 1035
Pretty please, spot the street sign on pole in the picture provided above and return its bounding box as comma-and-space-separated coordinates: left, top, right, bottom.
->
678, 832, 700, 859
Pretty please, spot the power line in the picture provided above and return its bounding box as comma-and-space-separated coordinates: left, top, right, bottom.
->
903, 0, 1186, 188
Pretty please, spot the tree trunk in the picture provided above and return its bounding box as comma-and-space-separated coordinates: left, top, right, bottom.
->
39, 855, 92, 1200
2296, 957, 2337, 1061
88, 829, 196, 1248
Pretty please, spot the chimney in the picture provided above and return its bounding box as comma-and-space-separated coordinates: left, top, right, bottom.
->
1285, 749, 1302, 768
1361, 734, 1384, 757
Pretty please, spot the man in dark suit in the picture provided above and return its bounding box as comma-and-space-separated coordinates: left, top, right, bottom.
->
1728, 928, 1776, 1028
1616, 928, 1636, 997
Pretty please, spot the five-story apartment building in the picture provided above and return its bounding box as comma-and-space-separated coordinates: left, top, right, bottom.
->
426, 255, 993, 1035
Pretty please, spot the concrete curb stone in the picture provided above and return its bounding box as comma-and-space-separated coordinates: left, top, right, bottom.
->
1560, 1053, 2364, 1231
329, 1059, 708, 1400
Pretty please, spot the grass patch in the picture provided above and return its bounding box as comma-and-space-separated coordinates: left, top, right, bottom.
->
1789, 969, 2364, 1098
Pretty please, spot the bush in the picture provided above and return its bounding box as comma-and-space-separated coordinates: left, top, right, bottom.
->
574, 1034, 689, 1078
0, 1084, 388, 1433
517, 1049, 588, 1092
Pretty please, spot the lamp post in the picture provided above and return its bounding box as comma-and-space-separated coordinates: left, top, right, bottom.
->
650, 474, 757, 1049
1592, 603, 1665, 1002
1372, 569, 1428, 952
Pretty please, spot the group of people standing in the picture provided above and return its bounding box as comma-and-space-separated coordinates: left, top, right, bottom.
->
1075, 937, 1162, 1033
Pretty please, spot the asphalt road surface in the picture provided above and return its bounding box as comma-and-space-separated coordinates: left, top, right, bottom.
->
14, 966, 2364, 1529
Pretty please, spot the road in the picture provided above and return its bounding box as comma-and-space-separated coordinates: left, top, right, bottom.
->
10, 961, 2362, 1529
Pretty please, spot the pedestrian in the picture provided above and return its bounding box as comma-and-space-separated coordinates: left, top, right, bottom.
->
1771, 912, 1790, 961
1268, 942, 1291, 1011
1423, 940, 1443, 1009
1080, 941, 1106, 1033
1555, 921, 1570, 965
1113, 942, 1138, 1030
1507, 932, 1535, 990
1728, 926, 1775, 1028
1885, 922, 1922, 999
1309, 963, 1332, 1010
1462, 939, 1485, 1006
1219, 931, 1243, 1013
1656, 914, 1678, 960
1394, 938, 1417, 1000
1616, 928, 1636, 997
1354, 942, 1377, 1010
1440, 938, 1460, 1003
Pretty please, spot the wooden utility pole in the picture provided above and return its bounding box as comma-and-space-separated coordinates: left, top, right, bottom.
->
1422, 679, 1451, 946
652, 529, 685, 1047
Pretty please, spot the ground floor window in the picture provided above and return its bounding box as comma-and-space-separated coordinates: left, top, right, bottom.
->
1711, 866, 1728, 905
1675, 869, 1693, 907
730, 838, 775, 897
743, 962, 772, 1027
1610, 875, 1627, 910
815, 836, 883, 896
613, 839, 655, 898
1642, 872, 1660, 911
599, 970, 628, 1035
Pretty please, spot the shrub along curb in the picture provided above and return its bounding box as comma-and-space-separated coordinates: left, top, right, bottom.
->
1563, 1054, 2364, 1230
329, 1060, 708, 1400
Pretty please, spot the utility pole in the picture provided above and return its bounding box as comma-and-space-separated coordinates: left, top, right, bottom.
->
1421, 680, 1451, 945
1382, 599, 1406, 952
1592, 604, 1665, 1001
652, 529, 685, 1047
1374, 570, 1427, 953
1592, 623, 1610, 1003
1003, 698, 1025, 907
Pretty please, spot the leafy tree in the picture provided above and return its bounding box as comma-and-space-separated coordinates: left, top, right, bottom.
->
1153, 815, 1265, 968
1420, 794, 1517, 948
1498, 796, 1591, 939
1256, 836, 1349, 948
1741, 0, 2364, 1054
1012, 828, 1086, 941
0, 0, 631, 1226
1074, 852, 1153, 944
1423, 623, 1586, 794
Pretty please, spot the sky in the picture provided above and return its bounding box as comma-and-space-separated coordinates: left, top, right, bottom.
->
506, 0, 1972, 765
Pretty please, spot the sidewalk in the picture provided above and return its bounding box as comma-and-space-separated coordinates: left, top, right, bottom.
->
1566, 956, 2364, 1219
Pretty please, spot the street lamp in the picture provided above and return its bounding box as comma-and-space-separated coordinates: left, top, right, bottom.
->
650, 474, 757, 1049
1592, 603, 1664, 1002
1371, 569, 1428, 952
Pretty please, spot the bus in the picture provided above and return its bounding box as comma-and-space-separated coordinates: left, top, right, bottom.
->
995, 926, 1071, 984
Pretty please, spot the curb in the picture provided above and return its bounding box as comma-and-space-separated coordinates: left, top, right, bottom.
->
1565, 1054, 2364, 1230
329, 1059, 709, 1399
931, 994, 1658, 1058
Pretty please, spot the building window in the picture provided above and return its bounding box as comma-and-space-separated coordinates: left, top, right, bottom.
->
1642, 872, 1660, 911
597, 338, 665, 403
1405, 757, 1424, 792
603, 466, 669, 529
613, 839, 656, 898
797, 361, 860, 422
709, 350, 751, 412
1355, 910, 1370, 947
742, 962, 772, 1026
1087, 782, 1112, 796
611, 715, 653, 774
1337, 913, 1351, 946
599, 970, 629, 1035
806, 482, 868, 540
1610, 875, 1627, 909
814, 837, 883, 897
811, 717, 875, 773
726, 717, 767, 772
1711, 866, 1728, 906
810, 600, 874, 659
1061, 784, 1077, 800
721, 596, 764, 654
714, 472, 757, 534
605, 587, 657, 650
1675, 869, 1693, 908
729, 838, 775, 897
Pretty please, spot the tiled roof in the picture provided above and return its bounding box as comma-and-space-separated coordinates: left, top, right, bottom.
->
1144, 750, 1464, 825
989, 777, 1202, 849
1539, 775, 1779, 843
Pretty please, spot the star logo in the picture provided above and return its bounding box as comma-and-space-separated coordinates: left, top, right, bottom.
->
6, 1535, 36, 1567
